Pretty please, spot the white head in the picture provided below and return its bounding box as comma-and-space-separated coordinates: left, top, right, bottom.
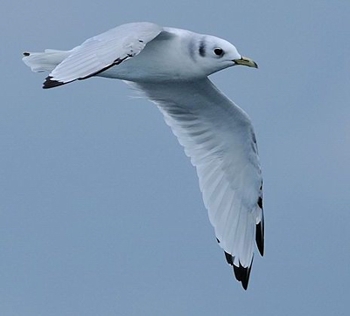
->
193, 35, 258, 76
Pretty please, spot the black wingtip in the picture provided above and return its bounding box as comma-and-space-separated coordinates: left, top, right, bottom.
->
256, 220, 264, 256
256, 194, 265, 256
255, 207, 265, 256
43, 76, 66, 89
233, 262, 253, 290
224, 251, 233, 265
234, 257, 254, 290
223, 251, 253, 290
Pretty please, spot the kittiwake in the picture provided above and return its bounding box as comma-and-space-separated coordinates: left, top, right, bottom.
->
22, 22, 264, 290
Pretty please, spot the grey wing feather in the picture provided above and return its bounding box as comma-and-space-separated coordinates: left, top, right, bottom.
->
45, 22, 162, 87
129, 79, 264, 289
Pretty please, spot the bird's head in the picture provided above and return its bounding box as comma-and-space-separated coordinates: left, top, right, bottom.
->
196, 35, 258, 75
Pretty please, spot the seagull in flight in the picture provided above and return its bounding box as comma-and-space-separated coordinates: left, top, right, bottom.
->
22, 22, 264, 289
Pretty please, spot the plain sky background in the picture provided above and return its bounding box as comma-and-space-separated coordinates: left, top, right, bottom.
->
1, 1, 350, 315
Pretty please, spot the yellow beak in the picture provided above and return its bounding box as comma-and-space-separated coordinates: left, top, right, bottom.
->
233, 56, 258, 68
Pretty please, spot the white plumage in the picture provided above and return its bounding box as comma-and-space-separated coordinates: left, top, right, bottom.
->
22, 22, 264, 289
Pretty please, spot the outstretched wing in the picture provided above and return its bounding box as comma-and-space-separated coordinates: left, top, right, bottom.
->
44, 22, 162, 88
129, 79, 264, 289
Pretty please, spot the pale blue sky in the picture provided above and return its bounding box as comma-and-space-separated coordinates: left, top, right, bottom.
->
1, 1, 350, 315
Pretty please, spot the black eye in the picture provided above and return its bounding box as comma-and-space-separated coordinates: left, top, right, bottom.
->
214, 48, 224, 56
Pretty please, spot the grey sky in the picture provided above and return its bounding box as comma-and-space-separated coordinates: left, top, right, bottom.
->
1, 1, 349, 315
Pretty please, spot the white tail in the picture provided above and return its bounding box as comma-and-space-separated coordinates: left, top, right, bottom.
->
22, 49, 73, 72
